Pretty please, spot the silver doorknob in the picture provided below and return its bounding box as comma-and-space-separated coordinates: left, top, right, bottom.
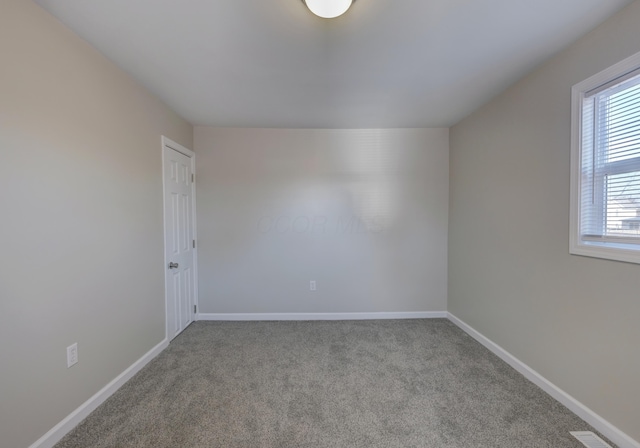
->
168, 262, 179, 269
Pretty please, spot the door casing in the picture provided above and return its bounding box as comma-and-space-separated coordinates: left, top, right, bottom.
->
161, 136, 198, 340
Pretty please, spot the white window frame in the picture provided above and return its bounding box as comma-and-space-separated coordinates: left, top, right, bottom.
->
570, 50, 640, 264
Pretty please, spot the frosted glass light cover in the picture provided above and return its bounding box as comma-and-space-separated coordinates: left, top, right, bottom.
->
304, 0, 353, 18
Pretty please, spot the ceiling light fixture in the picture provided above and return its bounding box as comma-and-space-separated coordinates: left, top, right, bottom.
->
303, 0, 354, 19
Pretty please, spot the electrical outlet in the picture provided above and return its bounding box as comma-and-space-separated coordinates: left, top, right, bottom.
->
67, 343, 78, 368
310, 280, 316, 291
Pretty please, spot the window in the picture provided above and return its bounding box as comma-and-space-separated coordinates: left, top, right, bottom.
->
570, 51, 640, 264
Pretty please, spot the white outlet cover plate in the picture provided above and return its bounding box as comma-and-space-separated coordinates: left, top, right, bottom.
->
67, 343, 78, 368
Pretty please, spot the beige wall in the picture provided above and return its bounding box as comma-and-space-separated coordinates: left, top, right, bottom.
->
0, 1, 193, 446
449, 1, 640, 442
6, 0, 639, 445
195, 127, 448, 314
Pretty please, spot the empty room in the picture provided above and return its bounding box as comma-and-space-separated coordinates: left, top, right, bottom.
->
1, 0, 640, 447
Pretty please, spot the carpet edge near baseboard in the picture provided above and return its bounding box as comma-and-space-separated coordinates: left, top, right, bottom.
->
197, 311, 448, 321
32, 312, 640, 448
447, 312, 639, 448
29, 338, 169, 448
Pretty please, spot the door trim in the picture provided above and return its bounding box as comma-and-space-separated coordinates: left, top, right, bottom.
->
161, 136, 198, 340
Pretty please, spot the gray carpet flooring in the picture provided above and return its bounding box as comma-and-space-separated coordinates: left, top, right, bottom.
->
55, 319, 612, 447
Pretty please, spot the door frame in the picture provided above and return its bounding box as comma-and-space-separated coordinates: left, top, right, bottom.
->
161, 136, 199, 340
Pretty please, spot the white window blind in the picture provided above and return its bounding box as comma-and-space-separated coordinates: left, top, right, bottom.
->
570, 50, 640, 264
580, 72, 640, 244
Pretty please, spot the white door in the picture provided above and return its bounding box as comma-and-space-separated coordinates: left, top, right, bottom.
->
162, 138, 196, 341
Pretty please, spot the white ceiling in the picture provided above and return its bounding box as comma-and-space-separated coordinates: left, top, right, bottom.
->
36, 0, 633, 128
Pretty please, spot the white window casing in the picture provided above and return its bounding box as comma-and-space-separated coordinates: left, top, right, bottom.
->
570, 51, 640, 264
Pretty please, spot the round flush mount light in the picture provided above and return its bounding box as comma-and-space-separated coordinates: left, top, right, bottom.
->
303, 0, 354, 18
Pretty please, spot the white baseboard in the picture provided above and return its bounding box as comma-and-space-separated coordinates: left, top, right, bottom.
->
198, 311, 447, 321
29, 339, 169, 448
32, 313, 636, 448
447, 313, 640, 448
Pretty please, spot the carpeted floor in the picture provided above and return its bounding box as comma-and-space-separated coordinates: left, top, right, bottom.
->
55, 319, 612, 447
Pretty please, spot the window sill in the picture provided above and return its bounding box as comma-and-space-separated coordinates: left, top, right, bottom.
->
570, 241, 640, 264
